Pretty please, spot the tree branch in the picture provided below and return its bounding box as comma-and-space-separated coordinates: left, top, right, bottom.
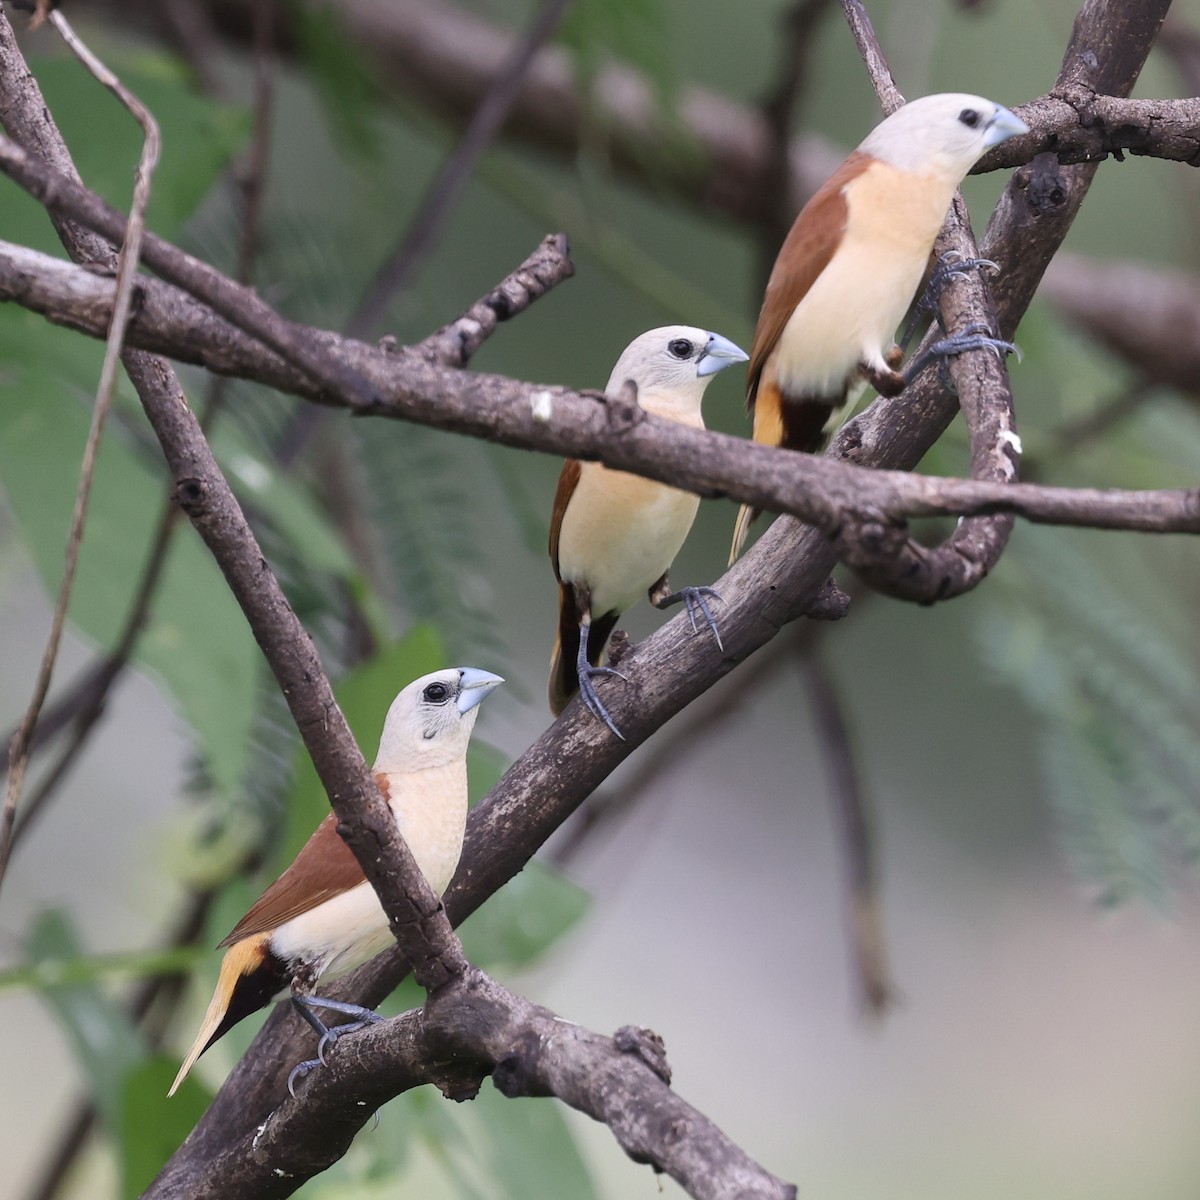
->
150, 967, 795, 1200
346, 0, 574, 337
1, 236, 1194, 537
1042, 253, 1200, 399
86, 0, 1200, 233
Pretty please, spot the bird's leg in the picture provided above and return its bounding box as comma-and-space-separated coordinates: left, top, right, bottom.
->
860, 360, 906, 398
287, 994, 384, 1095
575, 608, 627, 741
649, 573, 723, 652
900, 250, 1001, 349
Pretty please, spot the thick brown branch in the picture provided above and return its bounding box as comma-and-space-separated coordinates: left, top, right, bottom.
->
0, 237, 1194, 537
148, 968, 794, 1199
987, 91, 1200, 171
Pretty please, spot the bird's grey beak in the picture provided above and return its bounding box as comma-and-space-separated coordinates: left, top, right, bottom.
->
696, 331, 749, 377
457, 667, 504, 713
982, 105, 1028, 149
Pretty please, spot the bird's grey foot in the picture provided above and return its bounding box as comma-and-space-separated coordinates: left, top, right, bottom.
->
287, 1055, 323, 1097
905, 323, 1019, 392
578, 663, 627, 740
900, 252, 1000, 348
655, 585, 723, 651
288, 996, 383, 1095
575, 623, 627, 739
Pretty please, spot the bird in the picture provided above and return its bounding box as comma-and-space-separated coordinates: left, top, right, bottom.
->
168, 666, 503, 1097
549, 326, 748, 738
728, 92, 1029, 562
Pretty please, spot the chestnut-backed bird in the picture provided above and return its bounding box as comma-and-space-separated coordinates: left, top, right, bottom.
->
168, 666, 503, 1097
549, 326, 747, 738
729, 92, 1028, 561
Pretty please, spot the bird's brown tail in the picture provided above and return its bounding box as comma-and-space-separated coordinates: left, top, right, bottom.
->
168, 934, 286, 1095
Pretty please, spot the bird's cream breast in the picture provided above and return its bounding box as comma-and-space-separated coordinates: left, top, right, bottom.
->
775, 160, 957, 393
269, 760, 468, 980
557, 462, 700, 617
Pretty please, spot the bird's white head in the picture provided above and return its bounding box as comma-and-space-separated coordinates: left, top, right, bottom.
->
858, 93, 1028, 181
374, 666, 503, 771
604, 326, 749, 407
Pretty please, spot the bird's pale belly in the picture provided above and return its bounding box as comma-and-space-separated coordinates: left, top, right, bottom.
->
558, 465, 700, 616
776, 162, 952, 394
269, 880, 394, 982
271, 767, 466, 984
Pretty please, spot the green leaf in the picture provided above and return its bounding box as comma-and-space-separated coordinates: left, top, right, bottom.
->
0, 362, 261, 800
212, 423, 362, 580
458, 862, 589, 972
974, 528, 1200, 903
1, 54, 246, 253
25, 911, 146, 1131
0, 944, 200, 992
119, 1057, 212, 1197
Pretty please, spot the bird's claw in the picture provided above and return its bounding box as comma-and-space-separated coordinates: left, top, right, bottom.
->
288, 997, 384, 1093
901, 253, 1000, 348
288, 1057, 321, 1098
578, 663, 627, 741
905, 323, 1019, 392
315, 1011, 383, 1064
681, 586, 723, 649
655, 585, 724, 651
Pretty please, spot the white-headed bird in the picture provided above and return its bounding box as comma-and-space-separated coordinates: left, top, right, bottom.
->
549, 326, 747, 738
169, 666, 503, 1097
729, 92, 1028, 561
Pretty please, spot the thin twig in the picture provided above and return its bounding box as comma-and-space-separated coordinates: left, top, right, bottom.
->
4, 0, 276, 837
347, 0, 575, 337
0, 14, 161, 896
280, 0, 573, 464
838, 0, 904, 113
14, 20, 277, 1196
796, 639, 894, 1016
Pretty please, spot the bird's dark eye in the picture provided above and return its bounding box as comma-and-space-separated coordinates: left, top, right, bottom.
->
958, 108, 981, 129
667, 338, 694, 359
423, 682, 451, 704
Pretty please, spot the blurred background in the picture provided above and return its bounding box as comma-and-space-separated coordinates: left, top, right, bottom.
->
2, 0, 1200, 1197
